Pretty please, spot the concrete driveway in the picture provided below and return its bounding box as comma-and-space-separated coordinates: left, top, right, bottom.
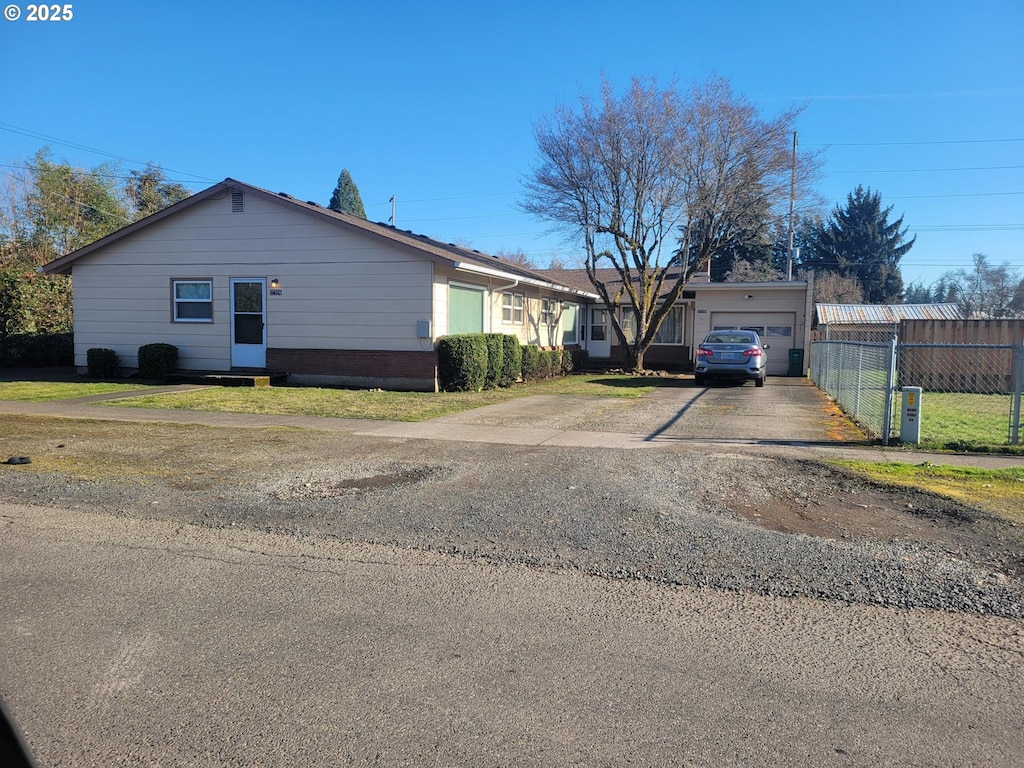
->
363, 376, 856, 447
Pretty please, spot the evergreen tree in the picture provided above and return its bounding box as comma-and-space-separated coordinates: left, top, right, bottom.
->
902, 281, 933, 304
328, 169, 366, 218
802, 186, 914, 303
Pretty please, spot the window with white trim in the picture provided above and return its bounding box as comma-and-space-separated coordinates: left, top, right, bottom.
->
541, 298, 558, 327
173, 280, 213, 322
502, 292, 524, 324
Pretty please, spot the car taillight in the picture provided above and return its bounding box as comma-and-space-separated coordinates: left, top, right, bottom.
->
743, 348, 763, 357
697, 347, 713, 357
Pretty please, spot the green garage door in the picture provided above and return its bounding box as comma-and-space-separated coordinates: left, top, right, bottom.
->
449, 284, 485, 334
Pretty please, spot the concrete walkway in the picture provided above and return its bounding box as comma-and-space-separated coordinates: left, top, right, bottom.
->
2, 375, 1022, 467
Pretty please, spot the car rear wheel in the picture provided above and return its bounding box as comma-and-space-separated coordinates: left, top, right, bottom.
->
755, 375, 765, 387
694, 374, 706, 386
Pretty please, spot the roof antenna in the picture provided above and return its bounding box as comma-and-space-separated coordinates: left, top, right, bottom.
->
389, 195, 396, 228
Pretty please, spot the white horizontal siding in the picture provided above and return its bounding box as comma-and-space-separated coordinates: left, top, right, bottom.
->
70, 192, 434, 366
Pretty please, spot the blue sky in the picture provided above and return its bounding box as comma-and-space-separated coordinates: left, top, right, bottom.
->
2, 0, 1021, 290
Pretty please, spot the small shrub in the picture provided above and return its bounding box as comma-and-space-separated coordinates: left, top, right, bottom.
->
521, 345, 539, 381
86, 347, 120, 378
561, 348, 575, 374
536, 350, 553, 380
483, 333, 505, 390
500, 335, 521, 387
570, 349, 589, 372
438, 334, 488, 392
548, 348, 563, 376
138, 343, 179, 380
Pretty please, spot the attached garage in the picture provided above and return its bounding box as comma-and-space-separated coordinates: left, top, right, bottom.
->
690, 279, 813, 377
709, 311, 796, 376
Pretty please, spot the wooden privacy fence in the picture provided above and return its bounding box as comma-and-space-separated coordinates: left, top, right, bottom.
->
899, 319, 1024, 346
897, 320, 1024, 393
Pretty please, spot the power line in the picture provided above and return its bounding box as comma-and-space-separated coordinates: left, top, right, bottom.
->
826, 164, 1024, 175
0, 122, 216, 182
807, 137, 1024, 147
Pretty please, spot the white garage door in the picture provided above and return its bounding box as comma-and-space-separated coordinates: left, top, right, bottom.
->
710, 312, 795, 376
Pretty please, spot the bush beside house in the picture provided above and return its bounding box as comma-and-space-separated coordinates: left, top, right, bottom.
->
439, 333, 577, 392
138, 343, 179, 380
0, 268, 73, 367
86, 347, 120, 378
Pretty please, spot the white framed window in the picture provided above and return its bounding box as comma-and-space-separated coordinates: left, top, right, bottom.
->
541, 298, 558, 327
502, 292, 524, 324
173, 280, 213, 322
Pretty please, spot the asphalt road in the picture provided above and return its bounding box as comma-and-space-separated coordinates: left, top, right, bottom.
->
2, 502, 1022, 767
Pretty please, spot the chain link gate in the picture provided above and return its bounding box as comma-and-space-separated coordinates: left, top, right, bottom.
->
810, 340, 1023, 447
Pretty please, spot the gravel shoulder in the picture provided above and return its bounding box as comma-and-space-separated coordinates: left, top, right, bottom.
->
2, 407, 1022, 618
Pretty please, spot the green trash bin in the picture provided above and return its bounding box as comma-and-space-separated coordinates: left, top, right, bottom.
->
788, 348, 805, 377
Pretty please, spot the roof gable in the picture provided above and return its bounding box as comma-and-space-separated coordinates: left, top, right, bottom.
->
42, 178, 596, 298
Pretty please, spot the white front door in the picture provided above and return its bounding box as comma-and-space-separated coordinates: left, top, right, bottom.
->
230, 278, 266, 368
588, 307, 612, 358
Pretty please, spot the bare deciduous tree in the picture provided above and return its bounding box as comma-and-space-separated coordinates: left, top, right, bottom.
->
813, 271, 864, 305
522, 74, 818, 370
942, 253, 1023, 318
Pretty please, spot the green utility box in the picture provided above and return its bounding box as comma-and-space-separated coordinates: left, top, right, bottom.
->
788, 348, 805, 377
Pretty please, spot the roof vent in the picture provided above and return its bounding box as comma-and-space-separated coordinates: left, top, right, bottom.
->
231, 191, 244, 213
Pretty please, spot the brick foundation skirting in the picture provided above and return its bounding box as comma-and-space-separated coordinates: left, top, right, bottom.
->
267, 348, 438, 390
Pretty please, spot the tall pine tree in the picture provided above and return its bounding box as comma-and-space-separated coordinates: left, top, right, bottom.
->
327, 169, 366, 218
802, 185, 915, 303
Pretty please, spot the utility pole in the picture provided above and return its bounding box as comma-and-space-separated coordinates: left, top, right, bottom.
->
389, 196, 396, 228
786, 131, 798, 281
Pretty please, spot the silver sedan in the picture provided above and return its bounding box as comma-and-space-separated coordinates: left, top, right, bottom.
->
694, 330, 769, 387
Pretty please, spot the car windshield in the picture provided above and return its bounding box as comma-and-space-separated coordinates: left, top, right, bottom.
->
705, 333, 756, 344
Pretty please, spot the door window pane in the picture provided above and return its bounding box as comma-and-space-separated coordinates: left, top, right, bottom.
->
234, 314, 263, 344
233, 282, 263, 313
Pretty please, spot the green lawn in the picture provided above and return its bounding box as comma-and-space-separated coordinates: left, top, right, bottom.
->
0, 381, 152, 401
0, 375, 674, 422
912, 391, 1018, 451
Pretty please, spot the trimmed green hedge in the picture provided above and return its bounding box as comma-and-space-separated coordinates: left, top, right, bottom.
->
0, 331, 73, 367
438, 334, 488, 392
87, 347, 120, 378
138, 343, 179, 380
483, 333, 505, 390
500, 335, 521, 387
520, 344, 539, 381
440, 336, 579, 390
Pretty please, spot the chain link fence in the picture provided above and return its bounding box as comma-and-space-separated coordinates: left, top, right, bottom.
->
810, 339, 1024, 447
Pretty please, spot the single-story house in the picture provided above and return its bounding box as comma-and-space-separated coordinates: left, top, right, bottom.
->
815, 303, 963, 342
43, 178, 812, 388
539, 269, 813, 376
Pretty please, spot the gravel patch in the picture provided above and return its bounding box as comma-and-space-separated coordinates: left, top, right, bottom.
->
2, 420, 1021, 619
